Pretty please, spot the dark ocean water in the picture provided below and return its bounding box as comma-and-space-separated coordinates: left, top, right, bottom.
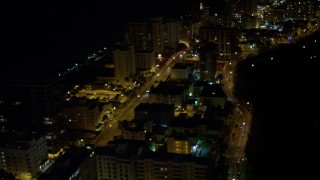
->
1, 0, 191, 81
2, 0, 190, 67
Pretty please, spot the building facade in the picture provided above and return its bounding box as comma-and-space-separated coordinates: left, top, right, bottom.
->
127, 17, 164, 53
0, 77, 68, 155
199, 42, 219, 82
113, 44, 136, 83
0, 133, 50, 180
63, 98, 100, 131
136, 151, 213, 180
135, 50, 156, 71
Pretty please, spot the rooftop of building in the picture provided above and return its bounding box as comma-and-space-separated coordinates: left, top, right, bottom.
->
38, 147, 93, 180
135, 103, 174, 112
194, 80, 209, 87
137, 150, 212, 165
172, 62, 195, 69
66, 129, 100, 141
65, 96, 99, 109
152, 125, 167, 135
150, 81, 189, 95
200, 83, 227, 98
122, 121, 145, 132
0, 131, 45, 150
169, 113, 224, 130
95, 139, 146, 158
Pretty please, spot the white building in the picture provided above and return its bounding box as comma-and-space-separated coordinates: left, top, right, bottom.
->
113, 44, 136, 83
0, 133, 50, 180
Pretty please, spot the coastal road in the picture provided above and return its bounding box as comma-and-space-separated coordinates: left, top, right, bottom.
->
94, 50, 186, 146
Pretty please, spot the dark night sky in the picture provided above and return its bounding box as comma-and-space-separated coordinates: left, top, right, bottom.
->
1, 0, 190, 70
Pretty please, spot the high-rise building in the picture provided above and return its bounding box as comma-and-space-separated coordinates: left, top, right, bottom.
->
228, 0, 258, 15
180, 19, 202, 43
0, 75, 68, 155
199, 26, 240, 56
126, 17, 163, 54
113, 44, 136, 83
190, 0, 202, 22
0, 132, 50, 180
162, 18, 182, 52
63, 97, 100, 131
284, 0, 316, 21
316, 1, 320, 18
243, 0, 258, 16
135, 50, 156, 71
199, 42, 219, 81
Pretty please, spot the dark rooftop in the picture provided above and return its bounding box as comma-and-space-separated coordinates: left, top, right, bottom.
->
95, 139, 146, 158
150, 81, 188, 95
172, 63, 195, 69
138, 150, 212, 165
200, 83, 227, 98
135, 103, 174, 112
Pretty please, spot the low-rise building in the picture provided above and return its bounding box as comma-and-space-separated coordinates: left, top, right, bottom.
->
63, 97, 100, 131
